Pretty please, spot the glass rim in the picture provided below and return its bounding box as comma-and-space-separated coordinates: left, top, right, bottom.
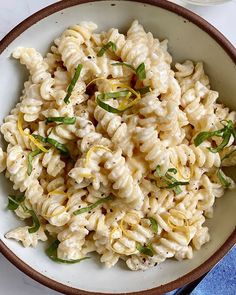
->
181, 0, 232, 5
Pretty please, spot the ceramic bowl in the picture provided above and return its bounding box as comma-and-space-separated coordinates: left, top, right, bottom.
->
0, 1, 235, 294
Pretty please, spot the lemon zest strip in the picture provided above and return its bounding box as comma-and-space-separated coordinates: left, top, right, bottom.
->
86, 77, 108, 88
118, 92, 132, 109
176, 161, 190, 181
109, 227, 137, 255
85, 145, 111, 167
45, 207, 66, 218
79, 173, 95, 179
120, 212, 141, 239
114, 83, 141, 99
18, 113, 48, 153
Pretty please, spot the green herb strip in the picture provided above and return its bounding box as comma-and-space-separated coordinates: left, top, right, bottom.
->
27, 149, 42, 176
46, 117, 76, 125
97, 90, 130, 101
136, 243, 154, 257
155, 165, 163, 177
7, 195, 25, 210
208, 130, 232, 153
135, 86, 151, 95
166, 168, 178, 174
155, 166, 189, 195
73, 196, 113, 215
32, 134, 47, 143
7, 195, 40, 233
95, 82, 151, 115
46, 138, 69, 154
96, 96, 122, 114
112, 62, 146, 80
33, 134, 69, 155
217, 169, 231, 188
97, 87, 150, 102
194, 120, 236, 153
136, 62, 146, 80
111, 62, 135, 71
64, 64, 83, 104
97, 41, 117, 57
148, 217, 158, 233
46, 239, 90, 263
27, 209, 40, 233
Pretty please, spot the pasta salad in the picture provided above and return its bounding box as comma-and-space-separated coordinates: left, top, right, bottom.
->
0, 20, 235, 270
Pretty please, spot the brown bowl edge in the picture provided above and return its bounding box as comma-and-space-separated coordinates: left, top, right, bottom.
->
0, 0, 236, 294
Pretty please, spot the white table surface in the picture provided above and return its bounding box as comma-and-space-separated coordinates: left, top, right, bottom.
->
0, 1, 235, 294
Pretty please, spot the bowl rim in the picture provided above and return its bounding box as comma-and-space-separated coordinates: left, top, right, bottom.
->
0, 0, 235, 294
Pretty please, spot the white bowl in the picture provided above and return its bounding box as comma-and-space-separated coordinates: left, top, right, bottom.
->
0, 1, 235, 294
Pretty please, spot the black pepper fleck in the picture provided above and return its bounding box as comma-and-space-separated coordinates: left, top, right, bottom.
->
101, 207, 107, 215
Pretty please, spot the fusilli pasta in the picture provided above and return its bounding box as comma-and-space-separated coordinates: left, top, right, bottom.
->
1, 20, 235, 271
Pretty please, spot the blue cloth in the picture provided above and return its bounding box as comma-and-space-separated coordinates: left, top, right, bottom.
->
166, 246, 236, 295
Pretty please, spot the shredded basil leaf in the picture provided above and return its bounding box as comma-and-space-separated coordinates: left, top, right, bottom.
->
155, 166, 189, 195
46, 138, 69, 154
148, 217, 158, 233
165, 171, 189, 194
165, 172, 179, 183
96, 96, 122, 114
111, 62, 135, 71
135, 86, 151, 95
27, 209, 40, 233
27, 149, 42, 176
194, 120, 236, 153
46, 117, 76, 125
136, 243, 154, 257
64, 64, 83, 104
46, 239, 60, 261
7, 195, 40, 233
155, 165, 163, 177
97, 87, 150, 104
33, 134, 47, 143
97, 90, 130, 101
73, 196, 113, 215
217, 169, 231, 188
97, 41, 117, 57
166, 181, 190, 188
7, 195, 25, 211
19, 203, 40, 234
194, 130, 222, 146
167, 168, 178, 174
112, 62, 146, 80
136, 63, 146, 80
33, 134, 69, 155
172, 185, 183, 195
46, 239, 90, 263
208, 130, 232, 153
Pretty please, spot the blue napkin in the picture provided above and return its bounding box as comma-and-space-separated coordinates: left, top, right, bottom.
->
166, 246, 236, 295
